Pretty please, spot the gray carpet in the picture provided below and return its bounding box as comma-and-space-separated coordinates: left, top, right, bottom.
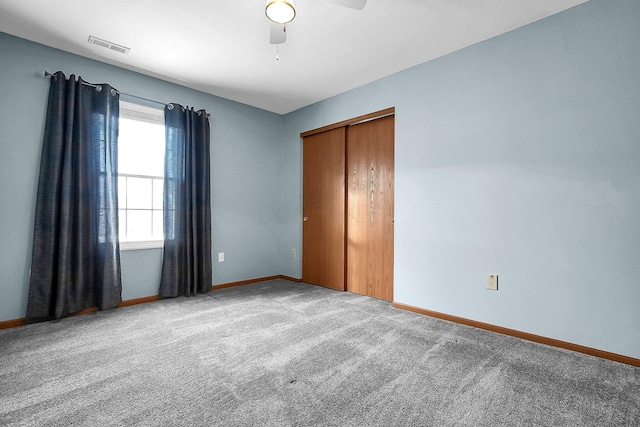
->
0, 279, 638, 426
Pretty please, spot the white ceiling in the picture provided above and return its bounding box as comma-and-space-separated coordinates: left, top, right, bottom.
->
0, 0, 588, 115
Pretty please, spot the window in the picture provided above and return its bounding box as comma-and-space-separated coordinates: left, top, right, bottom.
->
118, 101, 165, 250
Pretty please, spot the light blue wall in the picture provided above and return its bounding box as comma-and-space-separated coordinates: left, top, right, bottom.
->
281, 0, 640, 359
0, 33, 285, 321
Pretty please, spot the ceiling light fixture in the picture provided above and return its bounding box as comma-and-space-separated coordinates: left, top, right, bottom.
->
265, 0, 296, 24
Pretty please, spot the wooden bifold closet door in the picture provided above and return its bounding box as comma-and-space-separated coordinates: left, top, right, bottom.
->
302, 111, 394, 301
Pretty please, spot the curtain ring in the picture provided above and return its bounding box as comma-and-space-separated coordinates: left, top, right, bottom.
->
167, 103, 174, 110
95, 85, 102, 92
111, 88, 117, 96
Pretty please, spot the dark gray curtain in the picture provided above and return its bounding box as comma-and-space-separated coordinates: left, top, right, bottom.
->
27, 71, 122, 320
159, 104, 212, 297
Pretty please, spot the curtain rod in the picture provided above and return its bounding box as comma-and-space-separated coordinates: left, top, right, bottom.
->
43, 71, 210, 117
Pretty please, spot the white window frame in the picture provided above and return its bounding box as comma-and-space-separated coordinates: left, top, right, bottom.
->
120, 240, 163, 251
118, 101, 165, 251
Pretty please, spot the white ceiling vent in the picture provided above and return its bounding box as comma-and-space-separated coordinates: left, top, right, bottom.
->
88, 35, 130, 54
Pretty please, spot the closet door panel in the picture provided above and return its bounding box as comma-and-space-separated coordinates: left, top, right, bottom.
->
347, 115, 394, 301
302, 127, 346, 291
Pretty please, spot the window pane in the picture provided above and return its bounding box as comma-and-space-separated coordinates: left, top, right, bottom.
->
153, 179, 164, 210
118, 176, 127, 209
127, 210, 153, 241
118, 209, 127, 241
127, 177, 153, 209
152, 210, 164, 240
119, 118, 165, 177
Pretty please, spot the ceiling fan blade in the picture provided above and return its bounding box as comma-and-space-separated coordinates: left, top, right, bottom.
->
270, 23, 287, 45
323, 0, 367, 10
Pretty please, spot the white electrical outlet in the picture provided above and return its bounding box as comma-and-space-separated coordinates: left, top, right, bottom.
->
291, 248, 297, 258
487, 274, 498, 290
218, 252, 224, 263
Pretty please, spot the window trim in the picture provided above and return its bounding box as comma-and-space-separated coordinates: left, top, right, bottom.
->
120, 100, 165, 125
120, 240, 164, 251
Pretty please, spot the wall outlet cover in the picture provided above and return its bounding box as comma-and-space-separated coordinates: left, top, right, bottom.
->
487, 274, 498, 290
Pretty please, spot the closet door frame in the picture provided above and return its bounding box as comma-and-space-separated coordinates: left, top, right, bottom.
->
300, 108, 395, 140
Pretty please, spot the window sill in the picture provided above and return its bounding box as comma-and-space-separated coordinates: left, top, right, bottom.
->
120, 240, 164, 251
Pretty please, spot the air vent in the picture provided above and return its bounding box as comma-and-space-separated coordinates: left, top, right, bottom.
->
88, 35, 130, 54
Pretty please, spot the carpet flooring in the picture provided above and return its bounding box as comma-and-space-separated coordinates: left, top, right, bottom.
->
0, 279, 638, 426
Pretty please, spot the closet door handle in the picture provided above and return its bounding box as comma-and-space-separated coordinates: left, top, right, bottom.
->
303, 217, 308, 222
